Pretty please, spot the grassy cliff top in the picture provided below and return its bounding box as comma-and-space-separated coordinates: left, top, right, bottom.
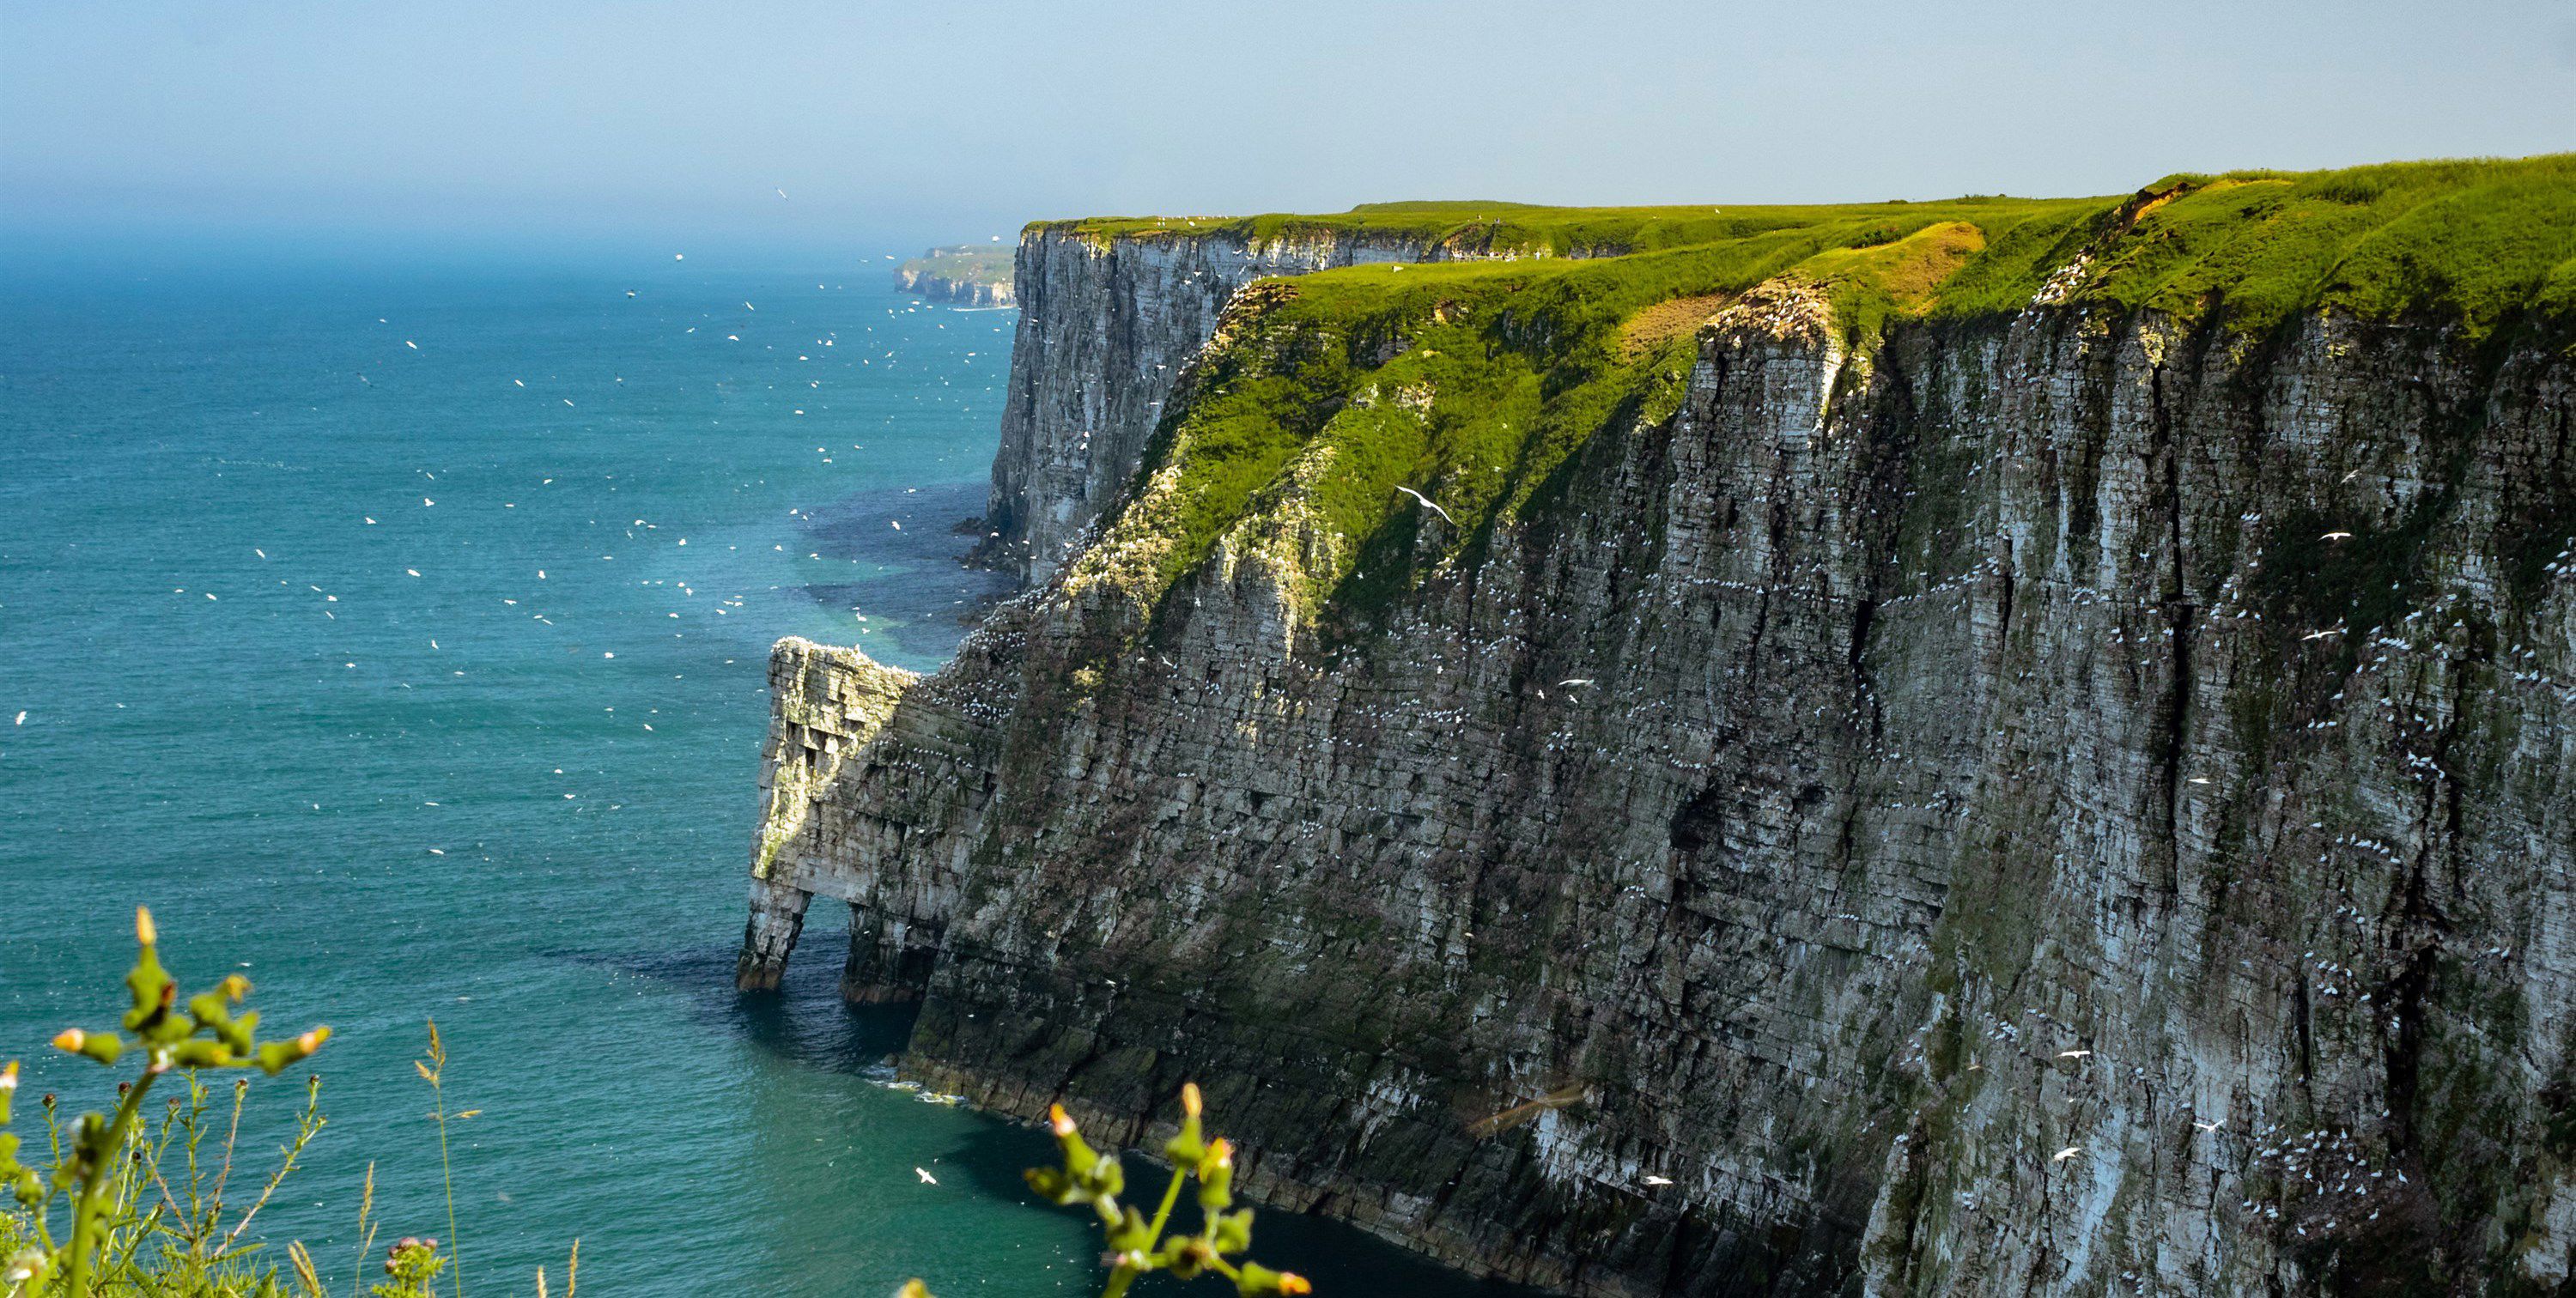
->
1030, 197, 2062, 261
1062, 155, 2576, 635
1037, 155, 2576, 331
898, 245, 1014, 285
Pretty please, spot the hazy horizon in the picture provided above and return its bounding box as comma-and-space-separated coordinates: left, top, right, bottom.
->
5, 0, 2571, 262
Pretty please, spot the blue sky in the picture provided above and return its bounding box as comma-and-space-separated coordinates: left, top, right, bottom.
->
3, 0, 2570, 255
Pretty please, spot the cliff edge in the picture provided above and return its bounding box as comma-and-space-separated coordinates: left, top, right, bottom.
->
747, 158, 2576, 1295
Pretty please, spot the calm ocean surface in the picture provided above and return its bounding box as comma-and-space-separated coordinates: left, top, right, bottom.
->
0, 247, 1515, 1296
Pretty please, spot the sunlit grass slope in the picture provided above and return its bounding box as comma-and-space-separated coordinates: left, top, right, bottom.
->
1048, 155, 2576, 628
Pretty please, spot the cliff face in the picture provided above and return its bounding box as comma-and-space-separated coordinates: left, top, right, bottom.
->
979, 221, 1567, 584
895, 264, 1018, 307
745, 164, 2576, 1295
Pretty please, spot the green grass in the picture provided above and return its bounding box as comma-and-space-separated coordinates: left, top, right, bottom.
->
1034, 199, 2016, 261
1042, 155, 2576, 333
1058, 155, 2576, 632
2072, 155, 2576, 334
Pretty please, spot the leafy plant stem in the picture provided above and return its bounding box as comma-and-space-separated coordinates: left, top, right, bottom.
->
428, 1030, 464, 1293
61, 1064, 160, 1298
1144, 1164, 1186, 1246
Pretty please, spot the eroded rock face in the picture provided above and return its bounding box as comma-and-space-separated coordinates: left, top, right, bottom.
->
980, 226, 1526, 585
743, 256, 2576, 1294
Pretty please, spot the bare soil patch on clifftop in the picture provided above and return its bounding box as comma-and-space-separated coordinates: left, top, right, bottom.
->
1619, 292, 1733, 355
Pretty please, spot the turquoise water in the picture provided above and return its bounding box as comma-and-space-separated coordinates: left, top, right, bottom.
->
0, 250, 1514, 1296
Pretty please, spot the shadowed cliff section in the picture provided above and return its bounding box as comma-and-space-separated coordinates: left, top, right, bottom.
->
744, 156, 2576, 1295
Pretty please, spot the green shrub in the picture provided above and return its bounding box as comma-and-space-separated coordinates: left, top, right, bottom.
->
0, 910, 569, 1298
6, 911, 1293, 1298
1, 908, 329, 1296
904, 1083, 1311, 1298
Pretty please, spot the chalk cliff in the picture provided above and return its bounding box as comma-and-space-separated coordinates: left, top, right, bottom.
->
744, 161, 2576, 1295
894, 269, 1014, 306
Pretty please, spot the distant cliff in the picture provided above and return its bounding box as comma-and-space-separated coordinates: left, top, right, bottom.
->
895, 245, 1017, 307
750, 160, 2576, 1295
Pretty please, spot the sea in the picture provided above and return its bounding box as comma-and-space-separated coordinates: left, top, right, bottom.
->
0, 241, 1521, 1296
